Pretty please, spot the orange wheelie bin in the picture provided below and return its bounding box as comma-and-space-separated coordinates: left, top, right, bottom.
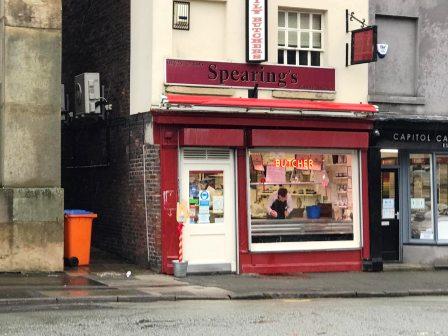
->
64, 210, 98, 266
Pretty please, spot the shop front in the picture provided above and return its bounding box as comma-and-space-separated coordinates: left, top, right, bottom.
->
371, 120, 448, 265
154, 95, 376, 274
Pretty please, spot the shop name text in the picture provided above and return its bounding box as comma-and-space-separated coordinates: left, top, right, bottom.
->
208, 64, 298, 87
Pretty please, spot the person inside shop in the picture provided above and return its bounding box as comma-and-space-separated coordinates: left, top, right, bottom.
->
266, 187, 295, 219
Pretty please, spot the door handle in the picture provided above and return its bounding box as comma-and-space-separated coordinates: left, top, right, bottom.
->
395, 211, 399, 219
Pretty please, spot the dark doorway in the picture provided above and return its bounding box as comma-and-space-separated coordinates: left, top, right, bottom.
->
380, 169, 400, 261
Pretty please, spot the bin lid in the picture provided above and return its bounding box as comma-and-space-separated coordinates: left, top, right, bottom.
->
65, 209, 92, 215
64, 209, 98, 218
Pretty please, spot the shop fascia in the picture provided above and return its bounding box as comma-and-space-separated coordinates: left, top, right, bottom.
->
393, 132, 448, 147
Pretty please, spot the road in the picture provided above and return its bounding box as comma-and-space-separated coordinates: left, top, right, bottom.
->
1, 297, 448, 335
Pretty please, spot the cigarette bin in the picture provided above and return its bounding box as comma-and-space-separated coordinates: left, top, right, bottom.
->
64, 210, 97, 266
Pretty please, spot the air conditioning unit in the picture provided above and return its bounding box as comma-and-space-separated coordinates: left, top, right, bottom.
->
74, 73, 100, 114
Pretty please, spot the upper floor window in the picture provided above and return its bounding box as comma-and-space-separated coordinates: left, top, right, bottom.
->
278, 11, 323, 67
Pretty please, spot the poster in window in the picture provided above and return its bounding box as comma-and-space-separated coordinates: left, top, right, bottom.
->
265, 165, 286, 183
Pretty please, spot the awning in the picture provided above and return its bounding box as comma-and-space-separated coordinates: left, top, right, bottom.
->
165, 94, 377, 114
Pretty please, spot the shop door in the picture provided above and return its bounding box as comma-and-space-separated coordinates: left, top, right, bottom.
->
380, 169, 400, 261
180, 148, 237, 273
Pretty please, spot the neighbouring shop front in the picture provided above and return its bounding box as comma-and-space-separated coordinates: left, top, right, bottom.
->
154, 95, 377, 275
371, 119, 448, 265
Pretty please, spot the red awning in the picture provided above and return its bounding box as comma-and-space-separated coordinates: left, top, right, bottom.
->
166, 94, 377, 113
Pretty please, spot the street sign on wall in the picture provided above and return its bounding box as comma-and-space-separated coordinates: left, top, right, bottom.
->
246, 0, 267, 63
166, 59, 336, 91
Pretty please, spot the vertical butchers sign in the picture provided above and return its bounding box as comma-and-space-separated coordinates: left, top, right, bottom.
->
246, 0, 268, 63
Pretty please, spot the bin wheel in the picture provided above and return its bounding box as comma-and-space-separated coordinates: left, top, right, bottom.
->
64, 257, 79, 268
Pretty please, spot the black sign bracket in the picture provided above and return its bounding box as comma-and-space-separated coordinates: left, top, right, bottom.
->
346, 9, 367, 33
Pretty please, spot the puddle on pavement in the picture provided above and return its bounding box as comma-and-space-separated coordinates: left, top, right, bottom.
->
0, 275, 105, 287
0, 290, 45, 299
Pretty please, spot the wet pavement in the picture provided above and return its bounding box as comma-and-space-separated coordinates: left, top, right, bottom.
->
2, 249, 448, 305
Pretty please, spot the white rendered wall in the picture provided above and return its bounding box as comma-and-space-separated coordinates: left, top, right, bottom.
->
130, 0, 153, 115
132, 0, 369, 109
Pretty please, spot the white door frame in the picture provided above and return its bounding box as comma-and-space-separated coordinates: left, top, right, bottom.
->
179, 148, 238, 273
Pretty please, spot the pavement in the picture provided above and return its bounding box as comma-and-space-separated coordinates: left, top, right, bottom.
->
2, 250, 448, 306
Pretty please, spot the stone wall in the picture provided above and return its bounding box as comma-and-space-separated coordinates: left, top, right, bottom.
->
369, 0, 448, 118
0, 0, 64, 272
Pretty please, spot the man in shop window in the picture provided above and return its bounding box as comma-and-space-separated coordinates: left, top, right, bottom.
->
266, 187, 294, 219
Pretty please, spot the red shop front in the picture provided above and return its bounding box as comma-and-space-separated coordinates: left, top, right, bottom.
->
154, 94, 376, 275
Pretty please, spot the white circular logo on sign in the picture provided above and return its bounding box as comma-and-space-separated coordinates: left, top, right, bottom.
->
199, 190, 210, 201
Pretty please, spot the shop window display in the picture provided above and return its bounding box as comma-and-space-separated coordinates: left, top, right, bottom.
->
409, 154, 434, 240
188, 171, 224, 224
249, 150, 356, 244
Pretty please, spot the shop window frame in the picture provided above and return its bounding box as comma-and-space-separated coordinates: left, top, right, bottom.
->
246, 148, 362, 253
405, 151, 448, 245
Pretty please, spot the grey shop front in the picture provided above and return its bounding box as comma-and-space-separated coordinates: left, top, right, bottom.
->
370, 120, 448, 267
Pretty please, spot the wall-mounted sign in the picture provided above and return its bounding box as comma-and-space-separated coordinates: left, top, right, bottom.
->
351, 26, 377, 65
246, 0, 267, 63
166, 59, 336, 91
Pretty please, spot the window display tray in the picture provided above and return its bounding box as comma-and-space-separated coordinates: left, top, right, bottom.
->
250, 182, 318, 185
251, 220, 353, 237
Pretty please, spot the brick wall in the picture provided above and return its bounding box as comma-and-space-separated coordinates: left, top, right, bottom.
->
62, 0, 130, 117
62, 114, 162, 270
62, 1, 162, 270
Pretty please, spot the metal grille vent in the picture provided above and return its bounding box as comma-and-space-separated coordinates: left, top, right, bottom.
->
173, 1, 190, 30
183, 149, 230, 160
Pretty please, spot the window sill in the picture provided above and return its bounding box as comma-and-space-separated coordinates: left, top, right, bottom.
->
250, 241, 361, 252
368, 94, 426, 105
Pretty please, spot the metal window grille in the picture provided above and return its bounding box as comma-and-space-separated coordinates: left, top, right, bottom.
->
173, 1, 190, 30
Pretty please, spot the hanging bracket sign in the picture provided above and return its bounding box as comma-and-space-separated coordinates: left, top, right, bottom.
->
246, 0, 268, 63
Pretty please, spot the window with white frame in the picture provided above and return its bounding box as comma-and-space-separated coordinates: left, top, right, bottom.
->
278, 10, 323, 66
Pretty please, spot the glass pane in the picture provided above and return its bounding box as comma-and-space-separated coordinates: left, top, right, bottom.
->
278, 30, 285, 47
437, 156, 448, 240
381, 171, 396, 219
278, 11, 285, 27
299, 51, 308, 65
381, 149, 398, 166
300, 13, 310, 29
277, 49, 284, 64
189, 171, 224, 224
301, 32, 310, 48
288, 31, 297, 47
312, 32, 322, 48
310, 51, 320, 66
312, 14, 321, 30
248, 151, 355, 243
288, 12, 297, 28
287, 50, 296, 65
409, 154, 434, 240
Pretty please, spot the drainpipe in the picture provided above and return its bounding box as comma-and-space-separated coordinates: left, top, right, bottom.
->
143, 143, 151, 264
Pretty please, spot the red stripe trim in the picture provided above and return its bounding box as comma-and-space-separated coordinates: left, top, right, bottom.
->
167, 94, 377, 113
